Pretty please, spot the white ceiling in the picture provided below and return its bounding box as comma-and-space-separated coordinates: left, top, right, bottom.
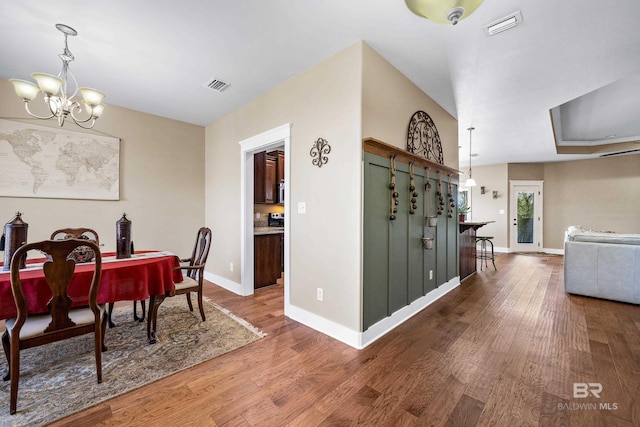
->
1, 0, 639, 168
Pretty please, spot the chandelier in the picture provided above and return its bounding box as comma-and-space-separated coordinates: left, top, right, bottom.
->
464, 127, 477, 187
9, 24, 105, 129
405, 0, 484, 25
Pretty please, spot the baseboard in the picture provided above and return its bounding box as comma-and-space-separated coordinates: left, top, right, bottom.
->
493, 246, 509, 253
204, 271, 243, 295
285, 276, 461, 350
543, 247, 564, 255
358, 277, 461, 348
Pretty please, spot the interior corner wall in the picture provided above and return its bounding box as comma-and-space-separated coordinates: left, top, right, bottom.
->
466, 164, 509, 249
0, 78, 205, 256
205, 41, 363, 331
542, 154, 640, 249
361, 44, 458, 171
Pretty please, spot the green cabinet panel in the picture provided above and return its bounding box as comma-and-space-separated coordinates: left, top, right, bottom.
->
423, 175, 438, 295
389, 164, 409, 314
408, 170, 425, 303
362, 152, 459, 331
363, 158, 391, 328
447, 183, 459, 281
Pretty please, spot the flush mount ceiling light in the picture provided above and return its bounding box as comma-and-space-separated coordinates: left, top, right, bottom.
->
464, 127, 477, 187
405, 0, 485, 25
483, 11, 523, 36
9, 24, 105, 129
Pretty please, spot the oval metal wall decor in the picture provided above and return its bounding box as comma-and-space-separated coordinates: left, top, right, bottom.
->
406, 111, 444, 165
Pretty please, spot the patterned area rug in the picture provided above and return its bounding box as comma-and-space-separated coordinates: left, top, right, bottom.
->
0, 297, 264, 426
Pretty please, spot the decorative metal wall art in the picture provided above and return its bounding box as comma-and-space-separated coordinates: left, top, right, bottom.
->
389, 155, 399, 220
406, 111, 444, 165
310, 137, 331, 168
408, 162, 418, 214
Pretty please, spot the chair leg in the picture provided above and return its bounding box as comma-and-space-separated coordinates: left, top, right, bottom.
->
94, 323, 103, 384
101, 311, 109, 352
9, 336, 20, 414
1, 331, 9, 381
133, 300, 146, 322
197, 291, 206, 322
147, 294, 165, 344
185, 292, 194, 312
107, 302, 116, 328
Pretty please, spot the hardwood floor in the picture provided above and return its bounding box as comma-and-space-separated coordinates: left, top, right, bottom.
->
44, 254, 640, 425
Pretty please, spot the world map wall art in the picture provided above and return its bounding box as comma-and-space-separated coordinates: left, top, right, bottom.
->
0, 119, 120, 200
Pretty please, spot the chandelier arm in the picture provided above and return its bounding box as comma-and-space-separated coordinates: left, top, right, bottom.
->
70, 116, 97, 129
68, 101, 95, 124
22, 100, 57, 120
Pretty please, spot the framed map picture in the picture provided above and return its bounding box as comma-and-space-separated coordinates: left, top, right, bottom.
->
0, 119, 120, 200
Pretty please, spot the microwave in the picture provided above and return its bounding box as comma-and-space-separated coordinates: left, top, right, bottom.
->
278, 181, 285, 204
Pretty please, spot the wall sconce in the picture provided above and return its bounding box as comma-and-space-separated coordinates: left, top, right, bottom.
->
492, 191, 498, 199
480, 186, 486, 194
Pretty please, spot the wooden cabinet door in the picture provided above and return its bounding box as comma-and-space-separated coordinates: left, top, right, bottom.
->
254, 151, 277, 204
254, 234, 282, 288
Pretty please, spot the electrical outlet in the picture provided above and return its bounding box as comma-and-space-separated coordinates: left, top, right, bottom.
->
256, 212, 261, 219
429, 270, 433, 280
316, 287, 323, 301
229, 262, 234, 272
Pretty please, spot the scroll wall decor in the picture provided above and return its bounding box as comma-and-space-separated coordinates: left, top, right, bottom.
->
406, 111, 444, 165
310, 137, 331, 168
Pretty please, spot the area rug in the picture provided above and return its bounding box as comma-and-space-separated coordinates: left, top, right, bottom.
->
0, 297, 264, 426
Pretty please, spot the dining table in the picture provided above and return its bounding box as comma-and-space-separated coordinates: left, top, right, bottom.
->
0, 250, 182, 344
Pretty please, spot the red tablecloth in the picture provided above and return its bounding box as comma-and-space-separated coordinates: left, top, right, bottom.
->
0, 251, 183, 320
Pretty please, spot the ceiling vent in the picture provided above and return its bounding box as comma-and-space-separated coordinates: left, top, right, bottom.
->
483, 11, 523, 36
205, 78, 230, 92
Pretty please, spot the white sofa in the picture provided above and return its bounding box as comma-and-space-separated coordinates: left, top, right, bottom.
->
564, 226, 640, 304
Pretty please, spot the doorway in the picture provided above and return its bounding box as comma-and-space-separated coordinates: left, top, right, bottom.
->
509, 180, 543, 252
239, 124, 290, 310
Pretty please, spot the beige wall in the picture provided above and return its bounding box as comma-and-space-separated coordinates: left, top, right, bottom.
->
543, 154, 640, 248
0, 78, 205, 256
465, 155, 640, 251
361, 45, 458, 171
205, 41, 459, 333
465, 164, 509, 249
205, 42, 363, 330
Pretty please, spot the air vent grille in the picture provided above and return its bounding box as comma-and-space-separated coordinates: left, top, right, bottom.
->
599, 149, 640, 158
205, 78, 230, 92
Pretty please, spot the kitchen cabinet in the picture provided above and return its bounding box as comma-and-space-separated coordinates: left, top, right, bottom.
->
254, 233, 282, 288
254, 151, 277, 204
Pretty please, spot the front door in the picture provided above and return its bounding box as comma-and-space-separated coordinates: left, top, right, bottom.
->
509, 180, 543, 252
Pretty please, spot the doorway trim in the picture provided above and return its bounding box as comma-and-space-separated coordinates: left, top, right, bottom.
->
509, 180, 543, 252
239, 124, 291, 307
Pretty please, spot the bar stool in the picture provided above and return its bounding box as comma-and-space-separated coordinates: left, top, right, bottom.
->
476, 236, 497, 271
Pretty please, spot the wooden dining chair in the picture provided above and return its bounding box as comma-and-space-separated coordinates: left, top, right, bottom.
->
147, 227, 212, 340
1, 239, 106, 415
50, 227, 100, 263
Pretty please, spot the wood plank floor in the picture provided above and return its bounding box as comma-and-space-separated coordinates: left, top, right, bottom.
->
41, 254, 640, 425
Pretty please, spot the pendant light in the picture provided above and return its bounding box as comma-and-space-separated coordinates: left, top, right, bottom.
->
464, 127, 477, 187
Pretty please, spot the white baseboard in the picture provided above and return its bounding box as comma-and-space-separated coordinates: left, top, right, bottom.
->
543, 247, 564, 255
204, 271, 243, 295
286, 276, 461, 350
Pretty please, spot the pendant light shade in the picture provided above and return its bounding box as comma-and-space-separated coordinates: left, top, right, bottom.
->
465, 127, 477, 187
405, 0, 485, 25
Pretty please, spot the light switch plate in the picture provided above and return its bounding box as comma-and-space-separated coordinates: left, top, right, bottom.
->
298, 202, 306, 214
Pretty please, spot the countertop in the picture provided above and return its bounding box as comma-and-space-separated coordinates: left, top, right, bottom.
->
254, 227, 284, 236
